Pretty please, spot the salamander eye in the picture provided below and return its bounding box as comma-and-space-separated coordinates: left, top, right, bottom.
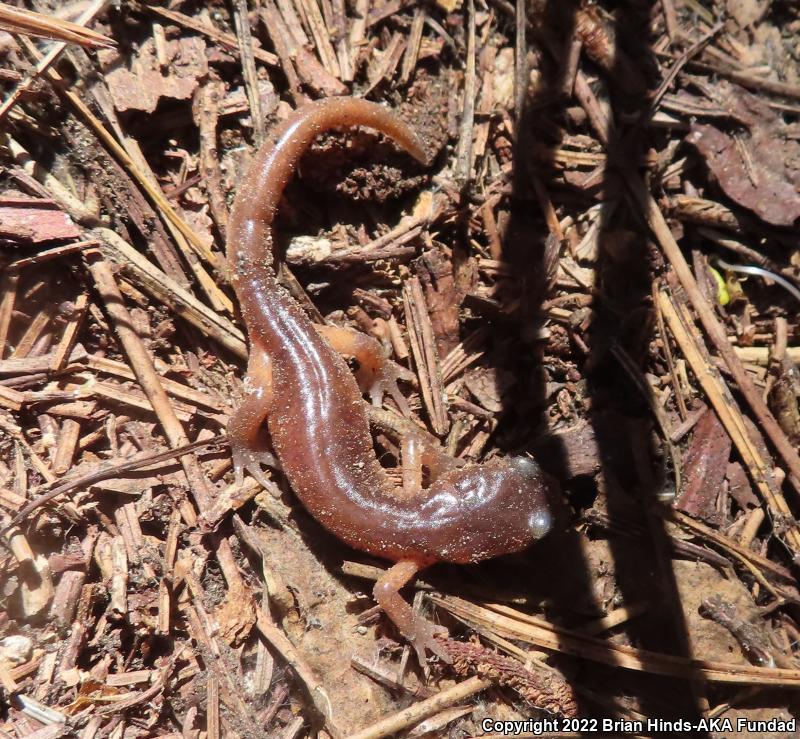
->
528, 508, 552, 539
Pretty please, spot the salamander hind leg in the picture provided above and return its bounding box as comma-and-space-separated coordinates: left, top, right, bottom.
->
373, 560, 451, 666
228, 349, 277, 489
315, 324, 414, 416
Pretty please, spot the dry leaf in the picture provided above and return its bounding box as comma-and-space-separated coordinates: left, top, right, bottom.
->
685, 84, 800, 226
464, 367, 514, 413
213, 582, 256, 645
0, 196, 80, 243
102, 36, 208, 114
675, 408, 730, 522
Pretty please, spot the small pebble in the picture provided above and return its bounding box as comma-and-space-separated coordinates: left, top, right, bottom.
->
0, 635, 33, 666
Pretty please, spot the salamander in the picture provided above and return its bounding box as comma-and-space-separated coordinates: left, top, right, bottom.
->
226, 97, 556, 664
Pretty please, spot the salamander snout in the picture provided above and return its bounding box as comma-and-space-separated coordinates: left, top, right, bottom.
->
501, 456, 555, 541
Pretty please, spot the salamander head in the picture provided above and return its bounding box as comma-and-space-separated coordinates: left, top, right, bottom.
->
421, 455, 558, 564
509, 456, 555, 537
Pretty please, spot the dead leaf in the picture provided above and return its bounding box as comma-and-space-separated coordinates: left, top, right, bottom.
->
726, 461, 759, 510
0, 196, 80, 243
685, 84, 800, 227
212, 582, 256, 645
675, 408, 730, 521
464, 367, 514, 413
102, 36, 208, 114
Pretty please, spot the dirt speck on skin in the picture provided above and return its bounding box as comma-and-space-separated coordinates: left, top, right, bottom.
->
254, 522, 410, 734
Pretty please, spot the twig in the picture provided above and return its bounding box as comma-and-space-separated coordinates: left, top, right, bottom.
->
50, 293, 88, 372
513, 0, 526, 122
348, 0, 369, 67
0, 0, 111, 123
331, 0, 353, 81
277, 0, 309, 47
657, 291, 800, 553
86, 252, 212, 519
648, 23, 723, 117
442, 639, 578, 716
0, 435, 224, 537
296, 0, 340, 77
434, 595, 800, 686
629, 179, 800, 501
207, 675, 220, 738
233, 0, 266, 147
0, 272, 19, 359
98, 652, 178, 716
454, 0, 476, 184
399, 9, 424, 86
0, 344, 87, 376
22, 39, 221, 269
96, 227, 247, 359
256, 609, 343, 738
364, 32, 404, 94
561, 38, 582, 97
4, 134, 102, 225
698, 227, 778, 272
403, 276, 448, 435
260, 2, 305, 106
315, 207, 439, 265
664, 508, 795, 585
690, 59, 800, 101
141, 2, 279, 67
573, 70, 611, 146
660, 0, 679, 42
194, 81, 230, 239
346, 676, 489, 739
0, 3, 114, 48
71, 46, 229, 309
652, 281, 688, 419
86, 355, 227, 412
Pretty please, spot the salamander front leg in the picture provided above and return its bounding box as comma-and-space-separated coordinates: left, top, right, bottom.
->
373, 560, 451, 666
227, 349, 277, 488
315, 324, 414, 416
400, 433, 461, 498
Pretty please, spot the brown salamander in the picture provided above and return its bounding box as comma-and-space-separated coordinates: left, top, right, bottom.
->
227, 97, 556, 663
